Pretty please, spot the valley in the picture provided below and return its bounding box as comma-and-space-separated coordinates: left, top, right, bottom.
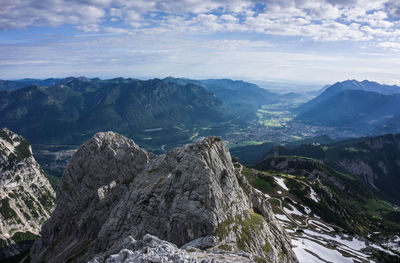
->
4, 1, 400, 262
1, 77, 400, 263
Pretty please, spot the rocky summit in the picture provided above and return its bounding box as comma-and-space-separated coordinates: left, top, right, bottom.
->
29, 132, 297, 263
0, 128, 56, 259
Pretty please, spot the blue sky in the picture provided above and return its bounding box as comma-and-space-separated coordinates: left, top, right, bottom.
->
1, 0, 400, 85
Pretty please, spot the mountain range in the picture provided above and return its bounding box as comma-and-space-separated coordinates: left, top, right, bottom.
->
164, 77, 282, 119
1, 131, 395, 262
1, 77, 400, 262
236, 133, 400, 205
0, 78, 230, 150
0, 79, 61, 91
0, 77, 283, 154
295, 80, 400, 134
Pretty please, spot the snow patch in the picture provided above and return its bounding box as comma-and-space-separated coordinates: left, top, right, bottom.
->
309, 187, 320, 203
383, 235, 400, 253
304, 206, 311, 215
274, 177, 289, 191
308, 220, 334, 232
284, 204, 304, 217
275, 213, 291, 222
292, 238, 355, 263
370, 244, 397, 256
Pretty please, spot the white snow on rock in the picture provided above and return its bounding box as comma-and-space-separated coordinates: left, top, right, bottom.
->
309, 187, 320, 203
274, 177, 289, 191
283, 204, 304, 217
303, 206, 311, 215
383, 235, 400, 253
308, 220, 334, 232
275, 213, 291, 222
292, 238, 357, 263
370, 244, 397, 256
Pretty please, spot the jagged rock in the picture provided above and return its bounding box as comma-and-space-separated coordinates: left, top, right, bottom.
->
0, 128, 56, 259
89, 234, 255, 263
29, 132, 297, 263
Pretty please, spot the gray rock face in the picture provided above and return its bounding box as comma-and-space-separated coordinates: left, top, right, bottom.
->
89, 234, 256, 263
0, 128, 56, 259
29, 132, 297, 263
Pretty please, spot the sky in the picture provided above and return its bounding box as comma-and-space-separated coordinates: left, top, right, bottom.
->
1, 0, 400, 85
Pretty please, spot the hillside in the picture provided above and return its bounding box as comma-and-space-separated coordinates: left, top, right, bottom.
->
0, 128, 56, 260
256, 133, 400, 204
0, 78, 236, 152
295, 90, 400, 134
163, 77, 280, 119
228, 135, 334, 166
297, 80, 400, 115
242, 158, 400, 262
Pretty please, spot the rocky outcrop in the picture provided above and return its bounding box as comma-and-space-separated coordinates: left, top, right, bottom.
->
89, 234, 255, 263
0, 128, 56, 259
29, 132, 297, 263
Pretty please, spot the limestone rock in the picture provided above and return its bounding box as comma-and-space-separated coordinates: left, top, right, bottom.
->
29, 132, 297, 263
89, 234, 255, 263
0, 128, 56, 259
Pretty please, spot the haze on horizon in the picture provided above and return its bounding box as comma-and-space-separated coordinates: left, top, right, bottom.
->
1, 0, 400, 86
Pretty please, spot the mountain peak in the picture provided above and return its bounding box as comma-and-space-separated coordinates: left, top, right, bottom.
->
30, 132, 297, 263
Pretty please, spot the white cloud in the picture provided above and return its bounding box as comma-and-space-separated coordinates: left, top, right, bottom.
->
378, 41, 400, 51
1, 0, 400, 45
1, 0, 400, 82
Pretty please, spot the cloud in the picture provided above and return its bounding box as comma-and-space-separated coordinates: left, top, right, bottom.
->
378, 41, 400, 51
385, 0, 400, 17
1, 0, 400, 46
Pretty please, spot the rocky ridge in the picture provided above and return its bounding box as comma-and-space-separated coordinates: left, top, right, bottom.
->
0, 128, 56, 259
29, 132, 297, 263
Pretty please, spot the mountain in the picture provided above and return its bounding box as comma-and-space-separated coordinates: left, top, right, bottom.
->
0, 128, 56, 260
0, 78, 235, 152
198, 79, 279, 107
284, 135, 334, 150
229, 142, 276, 166
244, 158, 400, 262
295, 89, 400, 133
228, 135, 334, 166
28, 133, 297, 263
0, 79, 61, 91
258, 133, 400, 204
163, 77, 280, 119
297, 80, 400, 114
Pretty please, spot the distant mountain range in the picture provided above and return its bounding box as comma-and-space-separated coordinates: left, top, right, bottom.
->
0, 78, 61, 91
0, 78, 235, 150
295, 80, 400, 134
0, 77, 283, 153
163, 77, 282, 119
